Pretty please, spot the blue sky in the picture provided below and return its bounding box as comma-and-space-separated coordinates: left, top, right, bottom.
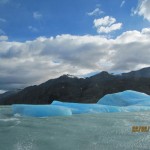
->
0, 0, 148, 40
0, 0, 150, 92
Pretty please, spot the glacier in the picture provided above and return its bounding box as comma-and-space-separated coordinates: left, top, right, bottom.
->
12, 90, 150, 117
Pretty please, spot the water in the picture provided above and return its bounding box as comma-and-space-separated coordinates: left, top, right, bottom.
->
0, 106, 150, 150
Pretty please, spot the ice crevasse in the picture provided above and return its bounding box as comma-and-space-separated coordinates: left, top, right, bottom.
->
12, 90, 150, 117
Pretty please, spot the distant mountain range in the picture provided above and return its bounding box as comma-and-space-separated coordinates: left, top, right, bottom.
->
1, 67, 150, 105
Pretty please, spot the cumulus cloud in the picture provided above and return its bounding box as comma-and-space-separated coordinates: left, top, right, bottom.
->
0, 28, 150, 90
97, 23, 122, 34
110, 28, 150, 71
33, 11, 42, 20
0, 35, 8, 41
132, 0, 150, 21
94, 16, 122, 33
87, 8, 103, 16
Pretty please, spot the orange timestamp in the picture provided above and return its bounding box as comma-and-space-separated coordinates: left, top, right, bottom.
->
132, 126, 150, 132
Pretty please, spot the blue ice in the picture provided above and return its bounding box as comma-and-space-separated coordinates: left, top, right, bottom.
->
12, 90, 150, 117
12, 104, 72, 117
97, 90, 150, 106
51, 100, 150, 113
51, 101, 124, 114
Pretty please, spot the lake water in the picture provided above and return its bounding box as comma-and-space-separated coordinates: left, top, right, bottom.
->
0, 106, 150, 150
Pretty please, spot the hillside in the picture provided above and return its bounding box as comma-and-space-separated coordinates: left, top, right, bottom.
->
1, 67, 150, 105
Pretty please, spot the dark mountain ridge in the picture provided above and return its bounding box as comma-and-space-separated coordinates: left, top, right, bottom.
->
1, 67, 150, 105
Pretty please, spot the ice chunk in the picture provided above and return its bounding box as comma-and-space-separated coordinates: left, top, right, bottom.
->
97, 90, 150, 106
12, 104, 72, 117
124, 106, 150, 112
52, 99, 150, 113
52, 101, 126, 113
11, 90, 150, 117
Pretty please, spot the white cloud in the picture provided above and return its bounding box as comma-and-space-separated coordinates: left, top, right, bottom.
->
97, 23, 122, 34
94, 16, 122, 34
94, 16, 116, 27
132, 0, 150, 21
120, 0, 125, 7
28, 26, 38, 32
33, 11, 42, 20
0, 18, 6, 22
87, 8, 103, 16
0, 35, 8, 41
111, 28, 150, 71
0, 90, 6, 94
0, 28, 150, 90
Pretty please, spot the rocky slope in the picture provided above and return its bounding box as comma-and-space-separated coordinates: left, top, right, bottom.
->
1, 67, 150, 105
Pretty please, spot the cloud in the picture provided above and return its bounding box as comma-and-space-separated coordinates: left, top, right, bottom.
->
0, 18, 6, 22
94, 16, 116, 26
132, 0, 150, 21
110, 28, 150, 71
33, 11, 42, 20
96, 23, 122, 34
120, 1, 125, 7
28, 26, 38, 32
87, 8, 103, 16
0, 90, 6, 94
94, 16, 122, 33
0, 35, 8, 41
0, 28, 150, 90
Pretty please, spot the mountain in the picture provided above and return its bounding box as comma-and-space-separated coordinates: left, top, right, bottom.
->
1, 67, 150, 105
122, 67, 150, 78
0, 90, 21, 103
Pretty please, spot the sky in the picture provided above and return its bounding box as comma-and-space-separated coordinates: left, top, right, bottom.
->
0, 0, 150, 92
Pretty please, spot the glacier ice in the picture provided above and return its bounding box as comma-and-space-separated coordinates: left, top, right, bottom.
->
12, 104, 72, 117
97, 90, 150, 106
12, 90, 150, 117
51, 101, 123, 114
51, 100, 150, 113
